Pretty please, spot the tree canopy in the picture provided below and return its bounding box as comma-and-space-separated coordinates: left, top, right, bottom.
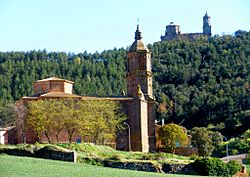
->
190, 127, 216, 157
0, 31, 249, 137
0, 103, 16, 127
26, 99, 126, 144
158, 123, 188, 153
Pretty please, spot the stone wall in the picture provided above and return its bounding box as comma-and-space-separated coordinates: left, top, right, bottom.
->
0, 146, 76, 162
103, 160, 195, 175
162, 163, 195, 174
103, 161, 159, 172
35, 146, 76, 162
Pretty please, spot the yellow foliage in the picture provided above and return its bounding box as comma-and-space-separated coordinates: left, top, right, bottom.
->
26, 99, 126, 144
158, 123, 188, 154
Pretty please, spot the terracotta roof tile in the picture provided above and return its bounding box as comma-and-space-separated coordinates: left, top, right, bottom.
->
22, 93, 133, 101
35, 77, 74, 84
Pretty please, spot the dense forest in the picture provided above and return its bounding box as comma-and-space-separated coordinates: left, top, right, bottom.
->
0, 30, 249, 137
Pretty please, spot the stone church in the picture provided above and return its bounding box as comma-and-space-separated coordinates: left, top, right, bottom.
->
10, 25, 156, 152
161, 12, 211, 41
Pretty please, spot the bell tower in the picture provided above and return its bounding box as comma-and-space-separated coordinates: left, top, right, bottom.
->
126, 24, 153, 100
203, 11, 211, 36
125, 24, 156, 152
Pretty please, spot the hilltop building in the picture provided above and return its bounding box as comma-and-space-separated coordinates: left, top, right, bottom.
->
160, 12, 211, 41
7, 25, 156, 152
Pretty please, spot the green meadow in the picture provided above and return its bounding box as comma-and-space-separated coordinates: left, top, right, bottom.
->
0, 155, 203, 177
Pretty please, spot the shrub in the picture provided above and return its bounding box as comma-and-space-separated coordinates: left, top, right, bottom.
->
192, 158, 229, 176
226, 160, 242, 175
212, 139, 250, 158
192, 158, 242, 176
140, 154, 154, 160
231, 139, 250, 152
242, 129, 250, 140
78, 157, 103, 166
108, 154, 122, 161
230, 149, 239, 155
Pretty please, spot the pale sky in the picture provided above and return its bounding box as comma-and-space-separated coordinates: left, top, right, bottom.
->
0, 0, 249, 53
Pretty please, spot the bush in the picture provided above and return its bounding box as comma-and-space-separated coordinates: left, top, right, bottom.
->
192, 158, 233, 176
227, 160, 242, 175
230, 149, 239, 155
108, 154, 122, 161
78, 157, 104, 166
231, 139, 250, 153
212, 139, 250, 157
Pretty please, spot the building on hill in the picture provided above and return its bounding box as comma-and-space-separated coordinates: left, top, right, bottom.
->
160, 12, 211, 41
9, 25, 156, 153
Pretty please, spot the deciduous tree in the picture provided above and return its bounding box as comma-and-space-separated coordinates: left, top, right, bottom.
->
190, 127, 214, 156
158, 123, 188, 154
26, 99, 126, 144
0, 103, 16, 127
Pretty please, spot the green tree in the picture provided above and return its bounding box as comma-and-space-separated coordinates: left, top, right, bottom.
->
27, 100, 55, 143
0, 103, 16, 127
190, 127, 214, 156
77, 100, 126, 145
26, 99, 125, 144
158, 123, 188, 154
49, 100, 67, 143
210, 131, 223, 146
242, 129, 250, 140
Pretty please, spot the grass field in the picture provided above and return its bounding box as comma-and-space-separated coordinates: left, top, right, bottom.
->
0, 155, 202, 177
246, 165, 250, 174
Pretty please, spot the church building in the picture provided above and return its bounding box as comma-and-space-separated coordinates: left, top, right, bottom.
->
161, 12, 211, 41
10, 25, 156, 152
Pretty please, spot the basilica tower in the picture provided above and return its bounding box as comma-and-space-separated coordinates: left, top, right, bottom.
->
203, 11, 211, 36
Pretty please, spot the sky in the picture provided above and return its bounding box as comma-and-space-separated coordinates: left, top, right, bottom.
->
0, 0, 249, 54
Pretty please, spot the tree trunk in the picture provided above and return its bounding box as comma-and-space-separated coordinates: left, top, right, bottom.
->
44, 131, 51, 143
56, 129, 62, 143
67, 129, 75, 143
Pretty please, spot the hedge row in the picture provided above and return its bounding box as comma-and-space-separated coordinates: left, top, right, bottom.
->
192, 158, 242, 176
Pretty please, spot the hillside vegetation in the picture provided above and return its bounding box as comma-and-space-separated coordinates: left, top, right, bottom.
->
0, 143, 191, 164
0, 30, 249, 137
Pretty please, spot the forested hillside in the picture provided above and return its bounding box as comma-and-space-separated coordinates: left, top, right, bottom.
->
0, 30, 249, 136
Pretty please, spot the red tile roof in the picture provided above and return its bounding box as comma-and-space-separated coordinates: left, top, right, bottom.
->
22, 92, 133, 101
35, 77, 74, 84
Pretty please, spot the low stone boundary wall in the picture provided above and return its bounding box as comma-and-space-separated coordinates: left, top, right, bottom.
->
103, 161, 159, 172
35, 146, 76, 162
103, 160, 195, 175
0, 146, 76, 162
0, 148, 34, 157
162, 163, 195, 174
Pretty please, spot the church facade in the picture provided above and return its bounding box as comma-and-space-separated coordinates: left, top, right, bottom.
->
10, 25, 156, 152
161, 12, 211, 41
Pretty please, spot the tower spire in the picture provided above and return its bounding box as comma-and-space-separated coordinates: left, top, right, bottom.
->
134, 22, 142, 40
203, 11, 211, 36
129, 22, 148, 52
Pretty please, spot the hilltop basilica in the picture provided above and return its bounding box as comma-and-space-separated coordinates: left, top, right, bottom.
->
161, 12, 211, 41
